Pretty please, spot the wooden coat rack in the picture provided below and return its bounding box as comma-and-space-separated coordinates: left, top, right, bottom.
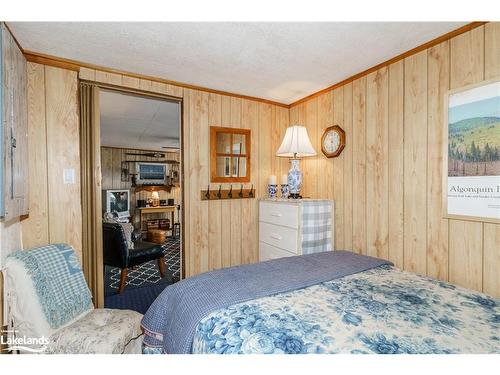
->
200, 184, 255, 200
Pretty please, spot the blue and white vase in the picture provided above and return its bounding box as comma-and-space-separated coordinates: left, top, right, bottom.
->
287, 159, 302, 199
267, 184, 278, 198
280, 184, 289, 199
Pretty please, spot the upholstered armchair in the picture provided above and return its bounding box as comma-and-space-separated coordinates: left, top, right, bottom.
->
3, 244, 143, 354
102, 222, 165, 294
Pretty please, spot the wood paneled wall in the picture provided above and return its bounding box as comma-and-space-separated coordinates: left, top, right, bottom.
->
183, 90, 288, 276
19, 24, 499, 297
100, 146, 181, 225
85, 70, 288, 277
21, 63, 82, 259
22, 63, 287, 279
290, 23, 500, 297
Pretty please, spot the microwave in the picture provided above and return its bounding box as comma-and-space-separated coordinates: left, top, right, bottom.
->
135, 162, 167, 185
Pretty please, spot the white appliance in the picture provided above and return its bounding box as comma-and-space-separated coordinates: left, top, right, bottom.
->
102, 189, 130, 221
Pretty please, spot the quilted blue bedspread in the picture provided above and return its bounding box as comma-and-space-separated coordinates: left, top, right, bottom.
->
191, 265, 499, 354
142, 251, 389, 353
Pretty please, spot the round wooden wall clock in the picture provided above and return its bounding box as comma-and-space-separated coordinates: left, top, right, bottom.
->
321, 125, 345, 157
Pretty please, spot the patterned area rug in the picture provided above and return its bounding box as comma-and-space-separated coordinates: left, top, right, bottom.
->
104, 236, 181, 297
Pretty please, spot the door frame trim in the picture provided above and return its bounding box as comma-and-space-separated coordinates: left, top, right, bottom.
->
79, 81, 185, 306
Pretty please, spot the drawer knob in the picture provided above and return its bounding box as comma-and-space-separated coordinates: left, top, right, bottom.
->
270, 233, 282, 240
270, 212, 282, 217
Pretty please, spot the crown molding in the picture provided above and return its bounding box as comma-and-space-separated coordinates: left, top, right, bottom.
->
289, 21, 487, 107
21, 50, 290, 108
8, 21, 488, 110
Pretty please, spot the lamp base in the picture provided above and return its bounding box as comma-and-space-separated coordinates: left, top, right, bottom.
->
287, 159, 303, 199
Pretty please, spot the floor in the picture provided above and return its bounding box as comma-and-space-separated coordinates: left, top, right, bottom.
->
104, 236, 180, 314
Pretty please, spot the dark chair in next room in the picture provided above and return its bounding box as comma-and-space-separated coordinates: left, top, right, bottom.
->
103, 222, 165, 294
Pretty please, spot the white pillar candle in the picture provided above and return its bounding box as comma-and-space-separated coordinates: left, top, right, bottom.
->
281, 174, 288, 185
268, 175, 277, 185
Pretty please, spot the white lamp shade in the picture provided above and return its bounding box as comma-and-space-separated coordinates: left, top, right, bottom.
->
276, 125, 317, 158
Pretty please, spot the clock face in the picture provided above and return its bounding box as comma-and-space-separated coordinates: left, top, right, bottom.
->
323, 130, 340, 153
321, 125, 345, 157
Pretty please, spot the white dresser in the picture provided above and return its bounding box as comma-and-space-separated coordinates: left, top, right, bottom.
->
258, 199, 334, 261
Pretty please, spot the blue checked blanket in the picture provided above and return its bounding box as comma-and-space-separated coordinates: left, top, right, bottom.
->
10, 244, 93, 329
141, 250, 391, 353
300, 200, 333, 254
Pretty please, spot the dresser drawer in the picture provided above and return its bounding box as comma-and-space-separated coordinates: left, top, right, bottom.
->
259, 202, 299, 229
259, 221, 299, 254
259, 242, 296, 261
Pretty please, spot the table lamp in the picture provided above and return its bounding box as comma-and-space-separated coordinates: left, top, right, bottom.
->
151, 191, 160, 207
276, 125, 316, 199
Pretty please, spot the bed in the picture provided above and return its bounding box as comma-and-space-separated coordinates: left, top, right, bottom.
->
141, 251, 499, 354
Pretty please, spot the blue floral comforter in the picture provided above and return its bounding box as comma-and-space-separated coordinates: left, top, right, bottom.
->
191, 265, 499, 354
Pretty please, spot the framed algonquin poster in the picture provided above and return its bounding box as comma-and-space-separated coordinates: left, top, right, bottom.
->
444, 77, 500, 223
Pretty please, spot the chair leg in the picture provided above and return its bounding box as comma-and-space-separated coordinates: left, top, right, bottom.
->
157, 256, 166, 278
118, 268, 128, 294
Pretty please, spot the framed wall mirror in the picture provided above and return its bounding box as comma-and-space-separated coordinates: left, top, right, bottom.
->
210, 126, 251, 182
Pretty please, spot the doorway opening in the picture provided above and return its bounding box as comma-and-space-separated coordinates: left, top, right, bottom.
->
85, 86, 183, 314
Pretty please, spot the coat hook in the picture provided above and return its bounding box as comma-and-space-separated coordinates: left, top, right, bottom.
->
217, 185, 222, 199
205, 185, 210, 200
249, 184, 254, 198
228, 185, 233, 198
238, 184, 244, 198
